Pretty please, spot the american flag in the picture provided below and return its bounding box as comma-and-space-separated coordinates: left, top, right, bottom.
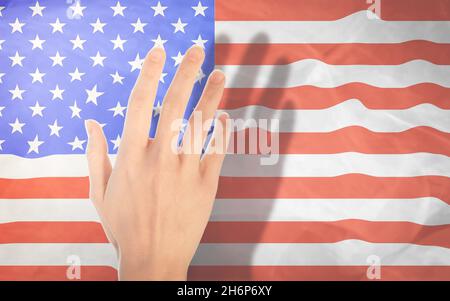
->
1, 0, 450, 280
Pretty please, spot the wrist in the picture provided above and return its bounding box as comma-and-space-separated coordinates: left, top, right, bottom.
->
118, 252, 189, 281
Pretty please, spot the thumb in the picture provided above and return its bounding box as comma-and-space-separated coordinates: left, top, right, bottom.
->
85, 119, 112, 206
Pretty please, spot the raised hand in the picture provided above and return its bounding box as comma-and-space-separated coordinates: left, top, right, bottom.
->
85, 45, 230, 280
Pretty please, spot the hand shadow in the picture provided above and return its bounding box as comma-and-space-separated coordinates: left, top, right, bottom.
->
190, 33, 295, 280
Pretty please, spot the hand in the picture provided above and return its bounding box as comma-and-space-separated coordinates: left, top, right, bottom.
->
84, 45, 230, 280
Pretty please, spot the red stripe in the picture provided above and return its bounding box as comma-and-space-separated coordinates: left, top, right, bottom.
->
216, 42, 450, 66
202, 221, 450, 248
188, 266, 450, 280
1, 175, 449, 204
0, 266, 117, 281
232, 127, 450, 155
4, 221, 449, 248
0, 177, 88, 199
217, 176, 450, 204
2, 266, 449, 281
0, 222, 108, 243
220, 83, 450, 110
216, 0, 450, 21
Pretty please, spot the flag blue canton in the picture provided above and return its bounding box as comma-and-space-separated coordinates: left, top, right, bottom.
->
0, 0, 214, 157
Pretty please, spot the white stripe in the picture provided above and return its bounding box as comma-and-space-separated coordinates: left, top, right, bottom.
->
223, 101, 450, 133
0, 243, 117, 267
1, 152, 449, 178
0, 154, 113, 178
221, 153, 450, 177
211, 198, 450, 226
192, 241, 450, 266
0, 199, 100, 223
219, 60, 450, 88
1, 197, 448, 226
1, 241, 449, 266
215, 11, 450, 44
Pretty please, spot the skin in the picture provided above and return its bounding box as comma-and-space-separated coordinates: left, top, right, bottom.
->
85, 45, 230, 280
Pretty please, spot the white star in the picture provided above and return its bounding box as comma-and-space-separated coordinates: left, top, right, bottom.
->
69, 68, 85, 82
9, 118, 25, 134
9, 18, 26, 33
90, 18, 106, 33
50, 51, 66, 67
151, 1, 167, 16
0, 106, 5, 117
29, 34, 45, 50
90, 51, 106, 67
110, 71, 124, 84
172, 52, 184, 67
29, 101, 46, 117
111, 34, 127, 51
85, 85, 104, 105
70, 1, 86, 18
27, 135, 44, 154
152, 34, 167, 48
0, 40, 5, 50
111, 1, 126, 16
172, 18, 187, 33
153, 102, 163, 117
9, 51, 25, 67
0, 6, 4, 17
0, 139, 4, 151
160, 72, 167, 83
30, 68, 46, 83
9, 85, 25, 100
48, 120, 63, 137
128, 53, 144, 72
0, 73, 4, 83
50, 18, 65, 33
29, 1, 45, 17
109, 102, 127, 117
196, 68, 206, 83
131, 18, 147, 33
68, 136, 86, 151
110, 135, 121, 150
50, 85, 64, 100
192, 34, 208, 48
69, 101, 82, 119
192, 1, 208, 16
70, 34, 86, 50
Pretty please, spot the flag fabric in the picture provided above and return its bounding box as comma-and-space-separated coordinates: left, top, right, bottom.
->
0, 0, 214, 280
1, 0, 450, 281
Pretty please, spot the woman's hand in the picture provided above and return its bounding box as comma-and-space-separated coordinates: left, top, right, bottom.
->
84, 45, 230, 280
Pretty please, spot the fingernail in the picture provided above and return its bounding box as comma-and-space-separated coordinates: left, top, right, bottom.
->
84, 119, 94, 136
219, 112, 230, 120
187, 45, 204, 62
148, 46, 165, 62
209, 70, 225, 84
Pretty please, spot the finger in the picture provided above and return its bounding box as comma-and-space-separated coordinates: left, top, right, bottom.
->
122, 47, 165, 149
157, 45, 205, 142
181, 70, 226, 160
85, 119, 112, 206
200, 112, 231, 179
